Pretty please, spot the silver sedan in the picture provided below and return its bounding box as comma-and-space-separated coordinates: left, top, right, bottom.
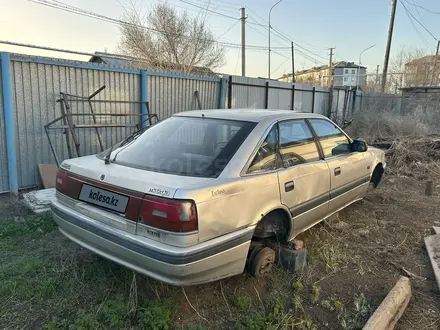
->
52, 109, 385, 285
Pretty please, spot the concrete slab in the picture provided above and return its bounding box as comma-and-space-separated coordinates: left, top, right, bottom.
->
424, 234, 440, 292
22, 188, 56, 214
432, 227, 440, 235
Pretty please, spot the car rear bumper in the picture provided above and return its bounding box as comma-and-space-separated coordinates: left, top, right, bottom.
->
51, 200, 253, 286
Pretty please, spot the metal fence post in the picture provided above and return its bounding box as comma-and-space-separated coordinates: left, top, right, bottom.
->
360, 92, 364, 112
351, 88, 357, 117
140, 70, 148, 128
218, 78, 225, 109
265, 81, 269, 109
227, 75, 232, 109
311, 87, 316, 113
0, 52, 18, 194
336, 89, 340, 115
291, 84, 295, 110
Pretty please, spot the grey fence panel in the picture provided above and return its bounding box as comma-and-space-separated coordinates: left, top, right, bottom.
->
147, 75, 219, 120
231, 76, 266, 108
11, 57, 140, 188
227, 75, 332, 114
268, 81, 291, 110
314, 87, 329, 116
0, 56, 9, 192
293, 83, 313, 112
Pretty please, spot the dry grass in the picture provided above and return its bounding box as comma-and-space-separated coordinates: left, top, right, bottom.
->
346, 109, 440, 180
346, 111, 430, 142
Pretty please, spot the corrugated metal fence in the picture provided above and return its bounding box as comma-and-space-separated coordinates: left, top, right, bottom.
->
10, 56, 142, 188
0, 52, 343, 193
226, 75, 330, 115
147, 74, 220, 119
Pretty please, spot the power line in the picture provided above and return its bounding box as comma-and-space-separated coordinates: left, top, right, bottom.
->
179, 0, 239, 20
187, 0, 241, 13
402, 5, 432, 48
28, 0, 291, 51
245, 21, 293, 50
175, 0, 328, 63
195, 2, 331, 62
245, 16, 329, 61
244, 5, 327, 50
215, 20, 240, 40
268, 26, 329, 60
410, 0, 427, 27
272, 50, 289, 59
271, 56, 291, 76
402, 0, 440, 15
234, 47, 241, 74
399, 0, 437, 41
245, 19, 326, 65
295, 49, 326, 65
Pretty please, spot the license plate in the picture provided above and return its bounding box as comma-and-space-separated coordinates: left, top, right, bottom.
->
79, 184, 129, 213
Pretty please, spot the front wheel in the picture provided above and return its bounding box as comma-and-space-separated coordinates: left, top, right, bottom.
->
250, 247, 275, 277
371, 164, 384, 188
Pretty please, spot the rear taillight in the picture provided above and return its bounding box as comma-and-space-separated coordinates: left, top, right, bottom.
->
56, 168, 69, 195
139, 196, 198, 232
55, 168, 81, 199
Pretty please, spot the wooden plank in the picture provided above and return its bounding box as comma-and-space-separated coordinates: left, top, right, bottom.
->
363, 276, 411, 330
38, 164, 58, 189
424, 234, 440, 291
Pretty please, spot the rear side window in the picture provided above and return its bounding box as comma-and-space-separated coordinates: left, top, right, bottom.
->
279, 120, 320, 167
110, 117, 255, 177
248, 126, 278, 173
309, 119, 350, 158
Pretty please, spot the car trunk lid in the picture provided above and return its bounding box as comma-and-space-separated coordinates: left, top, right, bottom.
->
56, 156, 212, 239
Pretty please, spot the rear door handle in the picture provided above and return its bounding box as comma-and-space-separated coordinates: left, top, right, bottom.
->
334, 167, 341, 176
284, 181, 294, 192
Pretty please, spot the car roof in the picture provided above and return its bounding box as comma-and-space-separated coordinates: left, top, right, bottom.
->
173, 109, 327, 123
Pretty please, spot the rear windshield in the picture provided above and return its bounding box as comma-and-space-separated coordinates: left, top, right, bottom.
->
104, 116, 256, 177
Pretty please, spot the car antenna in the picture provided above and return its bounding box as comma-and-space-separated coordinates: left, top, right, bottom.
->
104, 145, 113, 164
104, 133, 113, 164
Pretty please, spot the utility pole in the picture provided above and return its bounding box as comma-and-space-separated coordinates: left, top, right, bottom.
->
431, 40, 440, 84
328, 48, 334, 87
291, 42, 295, 83
241, 7, 246, 77
327, 47, 335, 118
381, 0, 397, 92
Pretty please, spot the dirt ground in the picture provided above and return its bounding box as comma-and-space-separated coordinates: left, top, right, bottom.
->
0, 194, 32, 221
0, 173, 439, 329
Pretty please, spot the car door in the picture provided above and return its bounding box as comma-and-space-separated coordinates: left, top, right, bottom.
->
276, 119, 331, 238
308, 119, 370, 214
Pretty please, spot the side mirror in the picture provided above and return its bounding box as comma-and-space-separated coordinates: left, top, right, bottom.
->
351, 139, 368, 152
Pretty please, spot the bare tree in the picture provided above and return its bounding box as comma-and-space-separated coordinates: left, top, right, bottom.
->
390, 46, 430, 89
118, 2, 225, 75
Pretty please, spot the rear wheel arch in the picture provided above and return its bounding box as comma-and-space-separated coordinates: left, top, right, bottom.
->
252, 208, 292, 243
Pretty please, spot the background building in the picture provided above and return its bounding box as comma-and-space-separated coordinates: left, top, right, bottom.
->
279, 61, 367, 89
404, 55, 440, 87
